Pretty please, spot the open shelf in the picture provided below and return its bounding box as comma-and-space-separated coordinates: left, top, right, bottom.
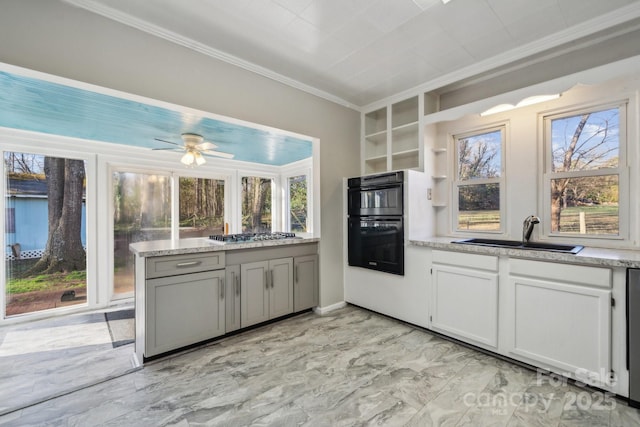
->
392, 97, 418, 128
365, 107, 387, 135
365, 157, 388, 174
361, 95, 421, 173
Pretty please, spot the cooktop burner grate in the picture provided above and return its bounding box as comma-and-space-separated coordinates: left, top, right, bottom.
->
208, 232, 298, 243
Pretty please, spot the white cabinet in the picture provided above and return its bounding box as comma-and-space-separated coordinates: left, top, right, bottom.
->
241, 257, 293, 328
362, 95, 422, 174
431, 250, 499, 350
506, 259, 612, 384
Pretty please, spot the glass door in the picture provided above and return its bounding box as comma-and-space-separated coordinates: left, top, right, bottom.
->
112, 171, 170, 298
5, 152, 87, 316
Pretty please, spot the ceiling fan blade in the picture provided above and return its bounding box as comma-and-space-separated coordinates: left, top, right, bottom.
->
154, 138, 182, 147
152, 147, 181, 151
196, 141, 218, 151
202, 150, 235, 159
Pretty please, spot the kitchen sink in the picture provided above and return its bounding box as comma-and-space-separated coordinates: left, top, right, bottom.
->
452, 238, 584, 254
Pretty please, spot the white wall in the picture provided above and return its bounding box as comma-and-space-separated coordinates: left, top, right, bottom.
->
0, 0, 361, 307
432, 74, 640, 249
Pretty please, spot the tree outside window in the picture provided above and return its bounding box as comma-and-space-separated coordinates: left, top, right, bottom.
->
179, 177, 225, 238
454, 127, 504, 232
545, 105, 623, 235
288, 174, 307, 232
241, 176, 272, 233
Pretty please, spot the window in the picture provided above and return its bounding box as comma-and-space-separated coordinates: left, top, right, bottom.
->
5, 152, 88, 316
287, 174, 307, 232
112, 171, 171, 297
178, 177, 225, 238
454, 127, 504, 232
544, 104, 625, 237
241, 176, 273, 233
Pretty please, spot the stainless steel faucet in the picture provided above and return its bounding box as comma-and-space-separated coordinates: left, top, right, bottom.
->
523, 215, 540, 244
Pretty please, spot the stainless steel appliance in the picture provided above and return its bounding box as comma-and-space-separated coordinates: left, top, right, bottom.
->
628, 268, 640, 407
347, 171, 404, 275
209, 232, 299, 244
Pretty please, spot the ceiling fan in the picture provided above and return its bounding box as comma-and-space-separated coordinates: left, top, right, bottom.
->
153, 133, 234, 166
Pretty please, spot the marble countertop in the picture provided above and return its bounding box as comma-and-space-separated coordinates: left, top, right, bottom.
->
130, 236, 320, 258
410, 236, 640, 269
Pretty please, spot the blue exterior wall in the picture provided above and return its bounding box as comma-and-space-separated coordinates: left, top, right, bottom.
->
6, 197, 87, 254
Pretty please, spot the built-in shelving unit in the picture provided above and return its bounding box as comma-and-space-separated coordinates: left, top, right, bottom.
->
362, 95, 423, 174
430, 147, 448, 207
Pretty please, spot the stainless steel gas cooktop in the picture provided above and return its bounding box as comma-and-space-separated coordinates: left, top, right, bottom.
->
208, 232, 299, 244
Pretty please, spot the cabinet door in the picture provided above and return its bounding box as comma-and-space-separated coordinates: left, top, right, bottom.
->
431, 264, 499, 349
225, 265, 241, 333
269, 257, 294, 319
508, 276, 611, 384
146, 270, 225, 357
294, 255, 318, 311
241, 261, 269, 328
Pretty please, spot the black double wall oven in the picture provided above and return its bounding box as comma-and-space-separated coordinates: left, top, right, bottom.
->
347, 171, 404, 275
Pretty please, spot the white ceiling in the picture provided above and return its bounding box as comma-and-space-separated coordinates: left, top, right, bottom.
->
64, 0, 640, 108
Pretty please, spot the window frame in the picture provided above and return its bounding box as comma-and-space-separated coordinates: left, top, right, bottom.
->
452, 124, 507, 235
175, 170, 230, 238
1, 144, 98, 321
237, 170, 278, 234
281, 159, 312, 234
541, 101, 628, 241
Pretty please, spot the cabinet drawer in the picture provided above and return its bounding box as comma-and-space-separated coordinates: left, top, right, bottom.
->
432, 249, 498, 272
509, 259, 611, 288
146, 252, 225, 279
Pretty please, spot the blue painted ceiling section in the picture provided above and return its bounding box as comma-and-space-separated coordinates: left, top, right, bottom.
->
0, 71, 312, 166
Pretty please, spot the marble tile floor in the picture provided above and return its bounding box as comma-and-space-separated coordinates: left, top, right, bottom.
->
0, 305, 138, 416
2, 305, 640, 426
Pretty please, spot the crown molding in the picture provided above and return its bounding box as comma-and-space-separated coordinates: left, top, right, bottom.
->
64, 0, 640, 113
62, 0, 360, 111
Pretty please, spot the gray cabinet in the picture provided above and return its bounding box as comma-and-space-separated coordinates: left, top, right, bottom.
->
144, 252, 226, 358
146, 269, 225, 357
241, 257, 293, 328
225, 265, 241, 333
294, 254, 318, 311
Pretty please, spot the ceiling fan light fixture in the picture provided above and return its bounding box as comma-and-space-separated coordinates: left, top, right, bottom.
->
194, 151, 206, 165
181, 150, 195, 165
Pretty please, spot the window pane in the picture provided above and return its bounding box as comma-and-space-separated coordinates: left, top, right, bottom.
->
179, 177, 224, 238
551, 107, 619, 172
288, 175, 307, 232
457, 130, 501, 180
241, 176, 272, 233
113, 172, 170, 297
457, 184, 500, 231
5, 152, 87, 316
550, 175, 618, 235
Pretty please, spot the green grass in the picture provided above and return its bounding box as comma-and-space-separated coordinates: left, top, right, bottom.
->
458, 205, 619, 234
557, 205, 618, 234
7, 270, 86, 294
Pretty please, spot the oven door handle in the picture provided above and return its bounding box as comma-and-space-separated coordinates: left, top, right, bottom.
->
359, 216, 402, 222
353, 184, 401, 192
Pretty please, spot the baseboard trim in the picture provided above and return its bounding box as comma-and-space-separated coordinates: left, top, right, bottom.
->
314, 301, 347, 315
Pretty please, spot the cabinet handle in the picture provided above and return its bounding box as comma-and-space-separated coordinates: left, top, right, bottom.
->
295, 265, 299, 283
235, 273, 240, 295
271, 270, 274, 288
176, 261, 201, 268
265, 271, 269, 289
221, 278, 225, 299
